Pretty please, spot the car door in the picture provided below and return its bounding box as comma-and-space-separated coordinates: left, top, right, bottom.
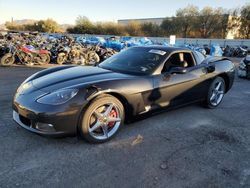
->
149, 51, 208, 108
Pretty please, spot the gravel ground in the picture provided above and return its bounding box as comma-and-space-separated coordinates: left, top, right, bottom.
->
0, 58, 250, 188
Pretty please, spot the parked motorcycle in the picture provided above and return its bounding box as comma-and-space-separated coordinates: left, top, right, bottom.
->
95, 45, 117, 62
234, 46, 248, 57
56, 45, 72, 65
0, 43, 50, 66
78, 45, 100, 65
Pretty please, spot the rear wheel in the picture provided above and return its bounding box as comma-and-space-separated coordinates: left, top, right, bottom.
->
79, 95, 124, 143
86, 52, 100, 65
38, 54, 50, 65
57, 53, 67, 65
0, 53, 15, 66
205, 77, 226, 108
72, 55, 86, 65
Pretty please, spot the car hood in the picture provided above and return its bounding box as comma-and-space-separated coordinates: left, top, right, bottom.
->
31, 66, 133, 92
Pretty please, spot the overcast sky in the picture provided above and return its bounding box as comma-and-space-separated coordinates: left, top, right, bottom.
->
0, 0, 249, 24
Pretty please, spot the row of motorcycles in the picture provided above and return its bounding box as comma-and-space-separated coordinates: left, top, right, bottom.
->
0, 33, 117, 66
222, 45, 249, 57
184, 44, 249, 57
1, 32, 250, 67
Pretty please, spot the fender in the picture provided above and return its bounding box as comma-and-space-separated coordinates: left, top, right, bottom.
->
85, 85, 146, 117
85, 86, 121, 102
39, 49, 50, 54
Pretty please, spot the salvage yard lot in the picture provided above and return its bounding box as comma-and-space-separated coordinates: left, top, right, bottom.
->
0, 58, 250, 188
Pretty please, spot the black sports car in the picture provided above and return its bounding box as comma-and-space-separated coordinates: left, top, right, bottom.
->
13, 46, 235, 143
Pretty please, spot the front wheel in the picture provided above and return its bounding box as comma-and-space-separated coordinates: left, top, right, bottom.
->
86, 52, 100, 65
79, 95, 124, 143
57, 53, 67, 65
0, 53, 15, 66
205, 77, 226, 108
37, 54, 50, 65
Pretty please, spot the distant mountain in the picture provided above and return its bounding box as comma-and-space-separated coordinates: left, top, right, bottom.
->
10, 19, 37, 25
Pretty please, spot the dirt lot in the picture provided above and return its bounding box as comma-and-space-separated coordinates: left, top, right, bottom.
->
0, 59, 250, 188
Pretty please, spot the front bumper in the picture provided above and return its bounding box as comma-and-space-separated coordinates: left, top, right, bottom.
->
12, 90, 87, 137
13, 111, 65, 137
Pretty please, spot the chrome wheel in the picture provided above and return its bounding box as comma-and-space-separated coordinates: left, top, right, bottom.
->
210, 80, 225, 106
88, 103, 121, 140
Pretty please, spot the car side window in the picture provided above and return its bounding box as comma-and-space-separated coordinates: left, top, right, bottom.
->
162, 53, 181, 73
183, 52, 195, 67
162, 52, 195, 73
193, 51, 206, 64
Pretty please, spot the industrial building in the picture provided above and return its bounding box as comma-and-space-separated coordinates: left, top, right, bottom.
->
118, 17, 165, 26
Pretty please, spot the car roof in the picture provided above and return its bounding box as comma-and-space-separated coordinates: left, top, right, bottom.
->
132, 45, 191, 53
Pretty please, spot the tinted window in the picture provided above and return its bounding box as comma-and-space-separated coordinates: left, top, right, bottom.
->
183, 52, 195, 67
162, 52, 195, 73
99, 47, 168, 75
194, 51, 206, 64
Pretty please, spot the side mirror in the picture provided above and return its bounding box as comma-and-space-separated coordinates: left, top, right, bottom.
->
169, 67, 187, 74
207, 65, 215, 73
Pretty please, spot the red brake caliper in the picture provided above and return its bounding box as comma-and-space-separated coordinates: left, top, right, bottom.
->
108, 109, 118, 128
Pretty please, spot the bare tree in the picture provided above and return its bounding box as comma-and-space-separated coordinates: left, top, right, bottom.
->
196, 7, 228, 38
239, 4, 250, 39
175, 5, 199, 38
161, 17, 179, 37
125, 21, 143, 36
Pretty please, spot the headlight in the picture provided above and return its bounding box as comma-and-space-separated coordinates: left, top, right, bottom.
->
17, 81, 32, 94
36, 89, 78, 105
239, 60, 246, 69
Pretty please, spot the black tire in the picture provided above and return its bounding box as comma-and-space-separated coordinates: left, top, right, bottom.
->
205, 77, 226, 109
57, 53, 67, 65
79, 94, 124, 143
72, 55, 86, 65
86, 52, 100, 65
0, 53, 15, 66
38, 54, 50, 65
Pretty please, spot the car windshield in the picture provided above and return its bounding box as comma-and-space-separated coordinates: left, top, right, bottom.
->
98, 47, 168, 75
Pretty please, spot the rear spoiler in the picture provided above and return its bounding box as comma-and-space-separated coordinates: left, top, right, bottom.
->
203, 56, 229, 64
